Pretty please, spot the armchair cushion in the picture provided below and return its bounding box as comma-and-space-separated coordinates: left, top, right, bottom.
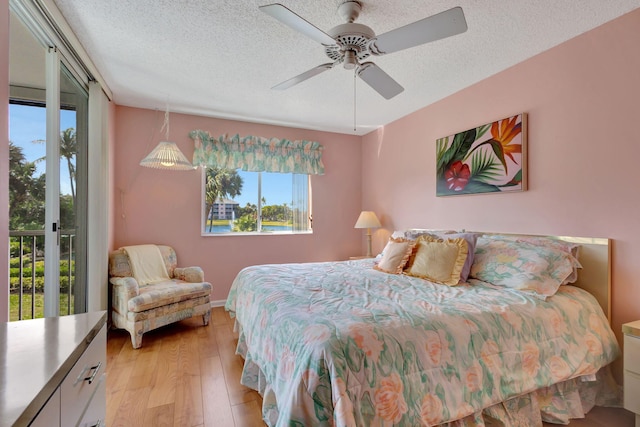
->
174, 266, 205, 283
126, 295, 210, 322
127, 280, 212, 313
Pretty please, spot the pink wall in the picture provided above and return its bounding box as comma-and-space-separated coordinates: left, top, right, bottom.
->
0, 0, 9, 322
362, 9, 640, 342
113, 106, 362, 302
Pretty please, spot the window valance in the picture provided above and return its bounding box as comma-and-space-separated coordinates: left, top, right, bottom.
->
189, 130, 325, 175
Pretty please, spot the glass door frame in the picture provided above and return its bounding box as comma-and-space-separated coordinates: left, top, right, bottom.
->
61, 61, 89, 315
43, 47, 61, 317
10, 0, 89, 317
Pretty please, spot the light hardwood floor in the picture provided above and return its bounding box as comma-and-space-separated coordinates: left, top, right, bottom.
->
106, 307, 635, 427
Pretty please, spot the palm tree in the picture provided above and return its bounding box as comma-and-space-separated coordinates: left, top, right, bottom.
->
32, 127, 77, 204
8, 142, 46, 230
9, 142, 30, 205
205, 168, 243, 232
59, 128, 77, 203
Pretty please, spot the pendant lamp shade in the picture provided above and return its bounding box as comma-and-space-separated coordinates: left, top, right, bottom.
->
140, 106, 196, 171
140, 141, 196, 170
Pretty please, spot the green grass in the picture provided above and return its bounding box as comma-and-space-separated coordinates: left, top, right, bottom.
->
8, 254, 77, 321
9, 293, 74, 321
262, 220, 292, 226
9, 257, 74, 291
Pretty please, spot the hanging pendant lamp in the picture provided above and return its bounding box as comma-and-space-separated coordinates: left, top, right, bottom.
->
140, 107, 195, 171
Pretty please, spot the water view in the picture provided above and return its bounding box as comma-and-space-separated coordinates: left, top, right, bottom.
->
211, 224, 293, 233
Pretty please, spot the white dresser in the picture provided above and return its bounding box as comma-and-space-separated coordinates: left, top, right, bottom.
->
0, 311, 107, 427
623, 320, 640, 427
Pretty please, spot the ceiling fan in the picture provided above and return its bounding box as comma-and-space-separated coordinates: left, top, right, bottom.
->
260, 1, 468, 99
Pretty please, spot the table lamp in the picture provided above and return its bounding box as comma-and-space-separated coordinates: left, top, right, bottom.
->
354, 211, 381, 257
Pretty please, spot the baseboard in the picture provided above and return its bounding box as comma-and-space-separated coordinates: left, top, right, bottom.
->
210, 299, 226, 308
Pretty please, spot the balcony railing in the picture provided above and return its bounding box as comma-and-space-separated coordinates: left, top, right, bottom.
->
9, 230, 75, 321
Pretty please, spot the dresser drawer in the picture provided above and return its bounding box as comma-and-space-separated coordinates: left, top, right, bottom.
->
30, 388, 60, 427
60, 325, 106, 427
625, 334, 640, 375
77, 373, 106, 427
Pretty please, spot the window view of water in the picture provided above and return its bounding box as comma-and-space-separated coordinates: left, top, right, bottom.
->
212, 224, 293, 233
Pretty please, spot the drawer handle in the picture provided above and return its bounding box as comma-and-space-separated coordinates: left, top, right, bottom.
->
90, 420, 103, 427
84, 362, 102, 384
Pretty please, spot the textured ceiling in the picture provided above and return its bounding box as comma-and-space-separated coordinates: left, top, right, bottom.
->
53, 0, 639, 135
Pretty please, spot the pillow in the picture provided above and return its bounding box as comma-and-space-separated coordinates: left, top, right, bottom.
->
513, 237, 581, 284
469, 238, 582, 299
377, 230, 408, 257
374, 238, 415, 274
404, 236, 468, 286
404, 229, 457, 241
391, 230, 406, 239
482, 234, 582, 284
431, 232, 478, 283
377, 230, 418, 258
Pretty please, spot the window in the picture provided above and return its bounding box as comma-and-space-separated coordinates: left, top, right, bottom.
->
202, 168, 312, 234
191, 130, 322, 235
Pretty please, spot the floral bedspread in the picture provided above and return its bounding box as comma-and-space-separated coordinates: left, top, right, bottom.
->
225, 260, 620, 427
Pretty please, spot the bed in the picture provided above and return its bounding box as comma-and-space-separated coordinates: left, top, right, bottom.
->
225, 232, 621, 426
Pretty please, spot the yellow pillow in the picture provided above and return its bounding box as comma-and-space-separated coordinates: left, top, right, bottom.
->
374, 238, 415, 274
405, 236, 468, 286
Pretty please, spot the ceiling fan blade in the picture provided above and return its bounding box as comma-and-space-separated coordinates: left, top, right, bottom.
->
260, 4, 335, 46
371, 7, 467, 55
272, 63, 334, 90
357, 62, 404, 99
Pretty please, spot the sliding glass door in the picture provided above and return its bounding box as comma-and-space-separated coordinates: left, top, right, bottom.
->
42, 57, 88, 317
8, 4, 88, 319
60, 63, 88, 316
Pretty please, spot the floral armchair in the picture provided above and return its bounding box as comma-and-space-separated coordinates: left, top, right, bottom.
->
108, 245, 212, 349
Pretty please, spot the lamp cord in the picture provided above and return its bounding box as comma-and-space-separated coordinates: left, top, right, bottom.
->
161, 106, 170, 140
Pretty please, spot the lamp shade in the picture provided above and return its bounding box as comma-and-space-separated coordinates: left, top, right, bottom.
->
354, 211, 381, 229
140, 141, 196, 171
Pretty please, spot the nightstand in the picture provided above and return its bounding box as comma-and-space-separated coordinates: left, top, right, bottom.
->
623, 320, 640, 427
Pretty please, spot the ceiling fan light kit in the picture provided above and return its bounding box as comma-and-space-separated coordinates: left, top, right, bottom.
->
337, 0, 362, 23
260, 1, 467, 99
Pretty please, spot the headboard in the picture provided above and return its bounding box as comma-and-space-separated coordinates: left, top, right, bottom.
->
405, 230, 612, 323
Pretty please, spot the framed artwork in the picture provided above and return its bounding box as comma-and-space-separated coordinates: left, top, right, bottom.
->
436, 113, 527, 196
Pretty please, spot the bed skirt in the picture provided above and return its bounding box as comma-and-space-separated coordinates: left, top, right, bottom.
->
234, 320, 621, 427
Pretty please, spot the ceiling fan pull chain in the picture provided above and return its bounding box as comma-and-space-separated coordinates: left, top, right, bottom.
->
353, 68, 357, 132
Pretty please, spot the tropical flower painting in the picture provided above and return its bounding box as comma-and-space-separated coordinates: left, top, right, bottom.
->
436, 113, 527, 196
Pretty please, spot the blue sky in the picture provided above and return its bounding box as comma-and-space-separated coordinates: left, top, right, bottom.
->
9, 103, 77, 196
235, 170, 293, 207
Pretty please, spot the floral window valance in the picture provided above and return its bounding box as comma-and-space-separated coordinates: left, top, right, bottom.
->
189, 130, 325, 175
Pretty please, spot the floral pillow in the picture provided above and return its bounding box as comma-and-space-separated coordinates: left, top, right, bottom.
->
515, 237, 581, 284
469, 238, 581, 299
404, 235, 468, 286
482, 235, 582, 284
404, 229, 457, 241
374, 238, 415, 274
